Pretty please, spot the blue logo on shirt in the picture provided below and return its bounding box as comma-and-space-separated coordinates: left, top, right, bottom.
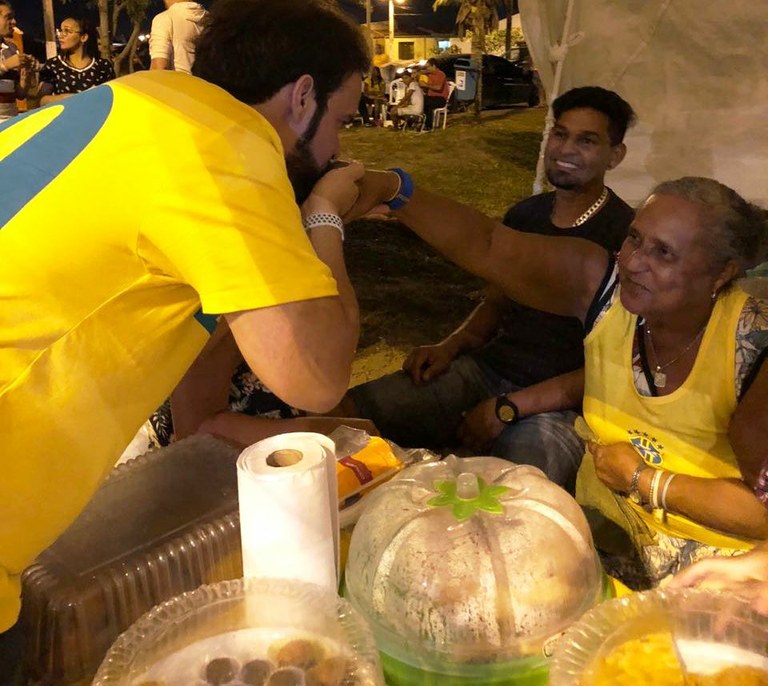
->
0, 87, 113, 228
628, 428, 664, 465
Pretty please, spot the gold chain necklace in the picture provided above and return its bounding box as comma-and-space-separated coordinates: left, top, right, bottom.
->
645, 324, 706, 388
572, 187, 609, 227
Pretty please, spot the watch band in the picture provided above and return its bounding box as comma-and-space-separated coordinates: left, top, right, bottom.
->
494, 395, 520, 425
303, 212, 344, 241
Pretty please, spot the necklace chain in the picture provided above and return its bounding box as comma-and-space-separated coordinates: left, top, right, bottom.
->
645, 324, 706, 389
572, 187, 609, 227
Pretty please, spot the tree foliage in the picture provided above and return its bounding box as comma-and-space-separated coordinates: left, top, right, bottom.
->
432, 0, 500, 116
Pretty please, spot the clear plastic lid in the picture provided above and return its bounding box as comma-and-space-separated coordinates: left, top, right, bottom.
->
94, 577, 386, 686
344, 457, 603, 669
550, 588, 768, 685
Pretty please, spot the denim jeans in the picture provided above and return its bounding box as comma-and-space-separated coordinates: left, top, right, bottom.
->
0, 621, 25, 686
348, 355, 584, 491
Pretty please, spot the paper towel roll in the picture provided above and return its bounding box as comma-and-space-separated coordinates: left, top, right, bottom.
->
237, 432, 339, 592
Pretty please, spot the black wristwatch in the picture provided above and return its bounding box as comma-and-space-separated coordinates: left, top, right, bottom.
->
494, 395, 520, 424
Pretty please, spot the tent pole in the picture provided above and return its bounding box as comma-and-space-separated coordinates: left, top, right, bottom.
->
532, 0, 576, 194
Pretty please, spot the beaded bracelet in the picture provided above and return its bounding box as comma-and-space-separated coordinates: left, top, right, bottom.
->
303, 212, 344, 241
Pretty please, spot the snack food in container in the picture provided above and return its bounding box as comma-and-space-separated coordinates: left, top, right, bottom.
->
21, 435, 243, 684
94, 577, 386, 686
344, 456, 609, 685
549, 587, 768, 685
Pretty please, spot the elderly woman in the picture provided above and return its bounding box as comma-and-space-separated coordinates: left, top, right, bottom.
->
37, 17, 115, 105
350, 172, 768, 584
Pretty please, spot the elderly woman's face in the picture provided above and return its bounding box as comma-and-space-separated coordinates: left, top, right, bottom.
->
617, 193, 720, 319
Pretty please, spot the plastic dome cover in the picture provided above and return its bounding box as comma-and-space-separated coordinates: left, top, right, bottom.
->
345, 457, 603, 667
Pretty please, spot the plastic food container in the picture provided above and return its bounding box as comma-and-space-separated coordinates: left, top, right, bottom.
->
94, 577, 386, 686
344, 456, 608, 686
21, 435, 244, 684
549, 588, 768, 685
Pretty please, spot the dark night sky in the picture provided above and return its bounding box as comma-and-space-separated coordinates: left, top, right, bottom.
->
16, 0, 463, 53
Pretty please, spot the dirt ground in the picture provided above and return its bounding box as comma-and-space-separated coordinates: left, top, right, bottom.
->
344, 217, 483, 384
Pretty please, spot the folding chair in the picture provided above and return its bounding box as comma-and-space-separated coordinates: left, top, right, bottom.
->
432, 81, 457, 130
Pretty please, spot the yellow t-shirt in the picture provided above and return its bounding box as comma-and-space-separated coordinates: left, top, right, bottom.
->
580, 285, 753, 550
0, 72, 338, 630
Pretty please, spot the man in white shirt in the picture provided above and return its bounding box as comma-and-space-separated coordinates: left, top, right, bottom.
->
388, 70, 424, 130
149, 0, 207, 74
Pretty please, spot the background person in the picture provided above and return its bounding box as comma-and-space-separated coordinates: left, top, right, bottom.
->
346, 170, 768, 586
149, 0, 207, 74
0, 1, 34, 121
36, 17, 115, 105
0, 0, 369, 676
345, 87, 636, 493
421, 57, 449, 131
387, 69, 423, 130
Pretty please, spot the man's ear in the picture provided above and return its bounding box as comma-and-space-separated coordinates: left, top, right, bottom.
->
287, 74, 317, 135
607, 142, 627, 170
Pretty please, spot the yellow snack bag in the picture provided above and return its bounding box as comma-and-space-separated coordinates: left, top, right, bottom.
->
336, 436, 404, 506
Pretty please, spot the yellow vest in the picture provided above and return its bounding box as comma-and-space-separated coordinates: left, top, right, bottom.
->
579, 285, 753, 550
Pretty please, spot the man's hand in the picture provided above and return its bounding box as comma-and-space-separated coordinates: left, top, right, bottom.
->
402, 340, 459, 384
2, 52, 32, 71
592, 441, 644, 493
457, 397, 504, 453
303, 161, 364, 217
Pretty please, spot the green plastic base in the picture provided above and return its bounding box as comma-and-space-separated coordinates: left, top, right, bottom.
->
380, 651, 549, 686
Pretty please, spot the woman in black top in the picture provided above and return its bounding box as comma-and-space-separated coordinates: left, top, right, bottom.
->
38, 17, 115, 105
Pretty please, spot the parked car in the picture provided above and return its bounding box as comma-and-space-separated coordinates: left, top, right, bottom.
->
425, 53, 539, 110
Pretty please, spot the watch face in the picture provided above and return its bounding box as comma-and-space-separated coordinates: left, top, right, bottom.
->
497, 402, 517, 423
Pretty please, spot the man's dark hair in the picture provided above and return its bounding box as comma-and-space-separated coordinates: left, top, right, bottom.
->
426, 58, 437, 67
193, 0, 370, 117
552, 86, 636, 146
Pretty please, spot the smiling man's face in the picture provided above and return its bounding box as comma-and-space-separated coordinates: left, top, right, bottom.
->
544, 107, 620, 192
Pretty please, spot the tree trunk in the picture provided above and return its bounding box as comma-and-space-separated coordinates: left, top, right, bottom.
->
504, 0, 513, 59
97, 0, 112, 60
113, 19, 141, 76
471, 13, 485, 118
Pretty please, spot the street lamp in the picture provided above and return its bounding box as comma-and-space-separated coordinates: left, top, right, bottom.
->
388, 0, 405, 61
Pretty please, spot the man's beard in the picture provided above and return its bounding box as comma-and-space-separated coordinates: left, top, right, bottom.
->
545, 167, 580, 191
285, 110, 331, 205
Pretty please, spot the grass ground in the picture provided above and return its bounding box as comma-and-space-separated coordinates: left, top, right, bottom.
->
340, 106, 547, 381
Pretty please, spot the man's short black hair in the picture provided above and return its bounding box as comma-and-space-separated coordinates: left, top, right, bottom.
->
193, 0, 370, 116
552, 86, 636, 146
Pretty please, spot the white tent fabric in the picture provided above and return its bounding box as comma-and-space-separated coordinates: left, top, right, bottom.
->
519, 0, 768, 208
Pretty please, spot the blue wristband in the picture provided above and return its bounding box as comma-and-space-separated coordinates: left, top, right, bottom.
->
384, 167, 414, 211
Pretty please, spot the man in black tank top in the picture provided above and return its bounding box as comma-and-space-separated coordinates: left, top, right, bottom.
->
347, 87, 636, 492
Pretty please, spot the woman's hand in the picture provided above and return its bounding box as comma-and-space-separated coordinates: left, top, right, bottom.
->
592, 441, 644, 493
303, 161, 364, 218
670, 543, 768, 615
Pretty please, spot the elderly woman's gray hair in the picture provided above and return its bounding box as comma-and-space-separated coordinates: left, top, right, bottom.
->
650, 177, 768, 273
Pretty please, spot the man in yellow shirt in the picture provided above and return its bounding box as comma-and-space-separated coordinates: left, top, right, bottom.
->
0, 0, 368, 673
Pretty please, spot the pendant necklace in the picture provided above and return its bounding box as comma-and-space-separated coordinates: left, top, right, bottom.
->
572, 187, 609, 226
644, 325, 706, 389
